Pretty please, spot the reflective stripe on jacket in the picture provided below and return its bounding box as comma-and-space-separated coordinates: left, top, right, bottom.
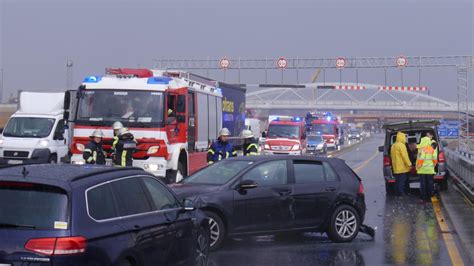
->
207, 139, 236, 164
416, 137, 438, 175
243, 139, 259, 156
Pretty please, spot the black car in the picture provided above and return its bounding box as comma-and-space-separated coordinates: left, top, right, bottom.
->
171, 156, 366, 250
348, 129, 362, 141
0, 164, 210, 266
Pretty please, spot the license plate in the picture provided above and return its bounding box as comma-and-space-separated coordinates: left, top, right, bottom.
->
106, 161, 113, 166
7, 160, 23, 165
410, 183, 420, 189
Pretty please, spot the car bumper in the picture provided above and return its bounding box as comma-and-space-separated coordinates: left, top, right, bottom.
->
0, 149, 51, 165
306, 149, 324, 155
263, 150, 301, 155
71, 154, 168, 177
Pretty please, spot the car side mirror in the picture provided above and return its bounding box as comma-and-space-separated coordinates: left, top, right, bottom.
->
54, 132, 65, 141
182, 199, 195, 211
378, 146, 384, 152
239, 179, 258, 190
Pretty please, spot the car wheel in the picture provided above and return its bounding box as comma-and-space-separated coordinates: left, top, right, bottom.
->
204, 211, 226, 251
327, 205, 360, 243
117, 259, 133, 266
195, 226, 210, 266
165, 161, 186, 184
48, 154, 57, 164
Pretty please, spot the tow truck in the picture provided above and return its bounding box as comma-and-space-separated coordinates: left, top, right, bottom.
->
68, 68, 245, 183
263, 116, 307, 155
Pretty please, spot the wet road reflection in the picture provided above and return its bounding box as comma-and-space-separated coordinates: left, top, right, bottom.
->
208, 135, 454, 266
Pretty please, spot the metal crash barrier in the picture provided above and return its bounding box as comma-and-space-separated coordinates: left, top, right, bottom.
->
446, 149, 474, 202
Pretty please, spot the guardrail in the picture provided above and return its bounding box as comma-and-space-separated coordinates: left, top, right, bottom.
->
446, 149, 474, 202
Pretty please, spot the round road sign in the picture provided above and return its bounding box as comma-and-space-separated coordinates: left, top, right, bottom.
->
277, 57, 288, 69
396, 55, 408, 68
219, 58, 231, 69
335, 57, 346, 69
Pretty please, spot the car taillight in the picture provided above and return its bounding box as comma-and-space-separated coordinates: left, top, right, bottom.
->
358, 182, 364, 194
25, 236, 86, 256
383, 156, 391, 167
438, 151, 445, 163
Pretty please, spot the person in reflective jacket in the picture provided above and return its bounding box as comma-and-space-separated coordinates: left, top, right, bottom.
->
83, 129, 106, 165
110, 121, 124, 164
416, 133, 438, 202
115, 127, 136, 167
207, 128, 237, 165
241, 129, 259, 156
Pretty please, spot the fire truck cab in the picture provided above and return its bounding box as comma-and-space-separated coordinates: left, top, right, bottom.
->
311, 114, 340, 150
263, 117, 307, 155
69, 68, 228, 183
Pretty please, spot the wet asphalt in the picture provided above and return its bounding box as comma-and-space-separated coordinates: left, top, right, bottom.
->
208, 135, 465, 266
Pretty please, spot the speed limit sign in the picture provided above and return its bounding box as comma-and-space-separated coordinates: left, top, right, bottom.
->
219, 58, 231, 69
396, 55, 408, 68
335, 57, 346, 69
277, 57, 288, 69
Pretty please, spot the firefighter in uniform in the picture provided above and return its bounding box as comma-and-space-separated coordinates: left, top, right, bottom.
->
416, 134, 438, 203
83, 129, 106, 165
111, 121, 124, 164
241, 129, 259, 156
115, 127, 136, 167
207, 128, 237, 165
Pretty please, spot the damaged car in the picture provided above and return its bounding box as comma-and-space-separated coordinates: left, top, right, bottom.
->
170, 156, 368, 250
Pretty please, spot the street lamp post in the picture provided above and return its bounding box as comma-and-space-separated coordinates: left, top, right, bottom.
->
66, 59, 74, 90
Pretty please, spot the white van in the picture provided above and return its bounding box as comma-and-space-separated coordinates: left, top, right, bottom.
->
0, 92, 69, 164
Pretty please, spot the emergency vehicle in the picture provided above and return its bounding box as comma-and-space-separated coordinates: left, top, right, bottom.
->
68, 68, 245, 183
311, 113, 340, 150
263, 116, 307, 155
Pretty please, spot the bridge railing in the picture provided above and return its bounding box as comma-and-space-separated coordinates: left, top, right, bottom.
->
446, 149, 474, 201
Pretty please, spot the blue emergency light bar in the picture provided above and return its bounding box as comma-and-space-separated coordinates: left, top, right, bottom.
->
147, 77, 172, 85
83, 76, 102, 83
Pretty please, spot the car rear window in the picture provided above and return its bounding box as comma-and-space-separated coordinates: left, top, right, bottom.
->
0, 181, 68, 229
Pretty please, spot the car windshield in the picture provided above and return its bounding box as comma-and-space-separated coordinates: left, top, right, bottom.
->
76, 90, 164, 127
312, 124, 335, 134
307, 135, 323, 143
0, 182, 69, 229
3, 117, 55, 138
183, 160, 253, 185
350, 130, 360, 134
267, 124, 300, 138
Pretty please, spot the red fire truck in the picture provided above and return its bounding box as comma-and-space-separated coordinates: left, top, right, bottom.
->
311, 114, 340, 150
68, 68, 245, 183
263, 117, 307, 155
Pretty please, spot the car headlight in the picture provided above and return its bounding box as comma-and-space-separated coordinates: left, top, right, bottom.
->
357, 134, 360, 137
316, 144, 323, 149
147, 146, 160, 155
76, 143, 85, 152
37, 139, 49, 148
348, 134, 352, 137
264, 144, 270, 150
330, 138, 335, 142
292, 144, 300, 151
0, 138, 3, 146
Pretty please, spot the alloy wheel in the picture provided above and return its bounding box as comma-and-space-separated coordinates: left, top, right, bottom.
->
208, 217, 220, 247
335, 210, 357, 238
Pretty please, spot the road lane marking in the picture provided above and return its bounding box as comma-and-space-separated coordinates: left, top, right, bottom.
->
354, 150, 379, 173
432, 196, 465, 266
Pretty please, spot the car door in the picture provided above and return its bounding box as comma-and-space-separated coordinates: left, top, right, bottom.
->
140, 176, 196, 265
52, 119, 68, 161
110, 176, 176, 266
290, 160, 340, 228
232, 160, 293, 233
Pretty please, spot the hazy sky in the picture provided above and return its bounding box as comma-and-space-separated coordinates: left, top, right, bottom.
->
0, 0, 472, 102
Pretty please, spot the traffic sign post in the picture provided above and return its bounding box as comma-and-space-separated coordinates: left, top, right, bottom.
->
219, 58, 231, 69
335, 57, 346, 69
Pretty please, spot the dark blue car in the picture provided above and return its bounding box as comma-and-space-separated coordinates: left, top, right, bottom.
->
0, 164, 210, 266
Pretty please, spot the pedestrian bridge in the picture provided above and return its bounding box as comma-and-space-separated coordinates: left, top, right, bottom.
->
245, 83, 473, 112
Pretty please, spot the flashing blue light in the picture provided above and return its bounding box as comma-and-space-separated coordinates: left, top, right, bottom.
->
83, 76, 102, 83
294, 117, 301, 122
147, 76, 172, 85
275, 117, 280, 121
215, 87, 223, 95
326, 116, 332, 121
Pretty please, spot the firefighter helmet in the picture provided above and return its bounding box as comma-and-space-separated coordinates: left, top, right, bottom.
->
90, 129, 104, 138
112, 121, 124, 130
241, 129, 254, 139
219, 128, 231, 137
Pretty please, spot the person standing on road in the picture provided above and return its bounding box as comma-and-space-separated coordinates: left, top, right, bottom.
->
241, 129, 259, 156
111, 121, 124, 164
416, 134, 438, 203
207, 128, 237, 165
114, 127, 136, 167
390, 131, 412, 196
83, 129, 106, 165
